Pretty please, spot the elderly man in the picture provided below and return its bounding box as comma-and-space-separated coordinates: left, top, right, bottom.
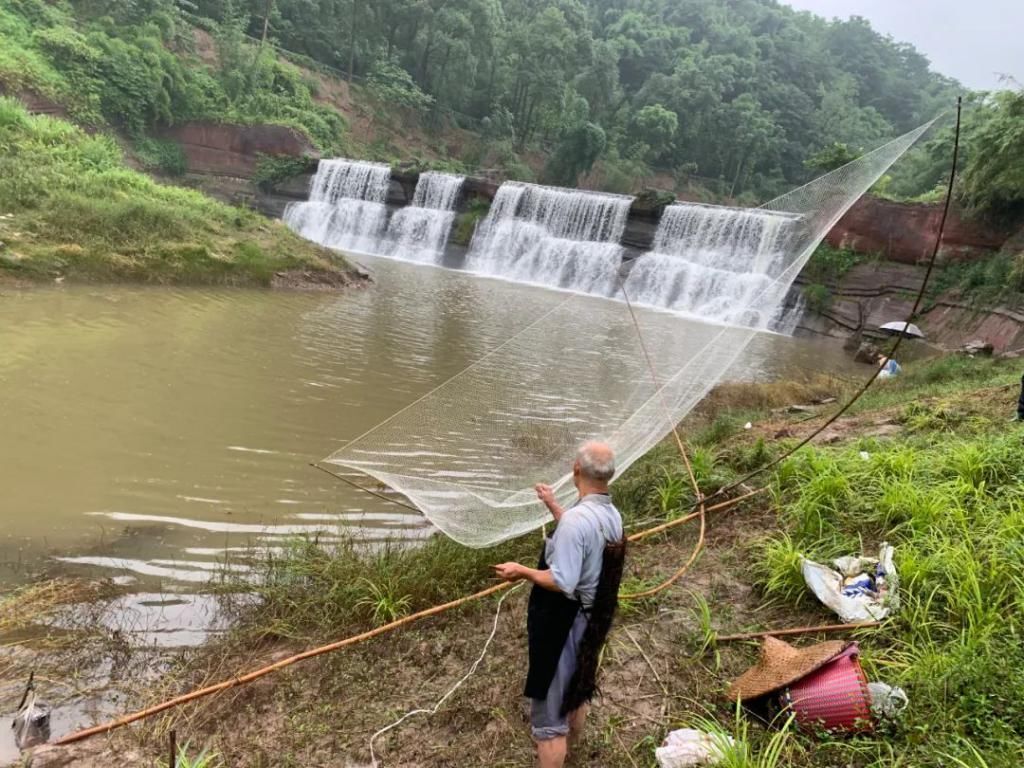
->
494, 440, 626, 768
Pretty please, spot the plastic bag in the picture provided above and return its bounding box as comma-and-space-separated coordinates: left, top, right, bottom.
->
12, 688, 50, 750
801, 543, 898, 623
868, 682, 909, 719
655, 728, 734, 768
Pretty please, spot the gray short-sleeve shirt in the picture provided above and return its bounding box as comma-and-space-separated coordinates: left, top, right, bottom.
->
544, 493, 624, 607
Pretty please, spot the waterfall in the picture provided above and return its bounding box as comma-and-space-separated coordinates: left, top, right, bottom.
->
383, 172, 464, 263
465, 182, 634, 296
624, 202, 800, 328
770, 288, 807, 335
284, 159, 391, 253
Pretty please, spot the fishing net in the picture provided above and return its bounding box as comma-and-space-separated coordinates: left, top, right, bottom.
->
324, 121, 936, 546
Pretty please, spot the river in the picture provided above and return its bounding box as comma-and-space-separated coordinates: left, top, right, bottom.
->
1, 259, 539, 586
1, 256, 860, 591
0, 254, 873, 761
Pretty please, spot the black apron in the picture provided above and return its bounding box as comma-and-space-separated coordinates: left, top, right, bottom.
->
523, 539, 582, 699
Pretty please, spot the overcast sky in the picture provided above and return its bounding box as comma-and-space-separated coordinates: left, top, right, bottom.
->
781, 0, 1022, 91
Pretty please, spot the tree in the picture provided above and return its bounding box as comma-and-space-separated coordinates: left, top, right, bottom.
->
629, 103, 677, 163
960, 88, 1024, 221
48, 0, 965, 197
365, 58, 434, 111
804, 142, 859, 173
544, 121, 606, 185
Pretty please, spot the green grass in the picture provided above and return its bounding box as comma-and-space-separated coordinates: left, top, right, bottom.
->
849, 354, 1015, 414
222, 534, 542, 642
0, 98, 351, 285
169, 744, 222, 768
751, 360, 1024, 765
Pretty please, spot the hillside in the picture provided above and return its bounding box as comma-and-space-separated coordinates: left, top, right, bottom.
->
1, 0, 964, 200
0, 98, 361, 287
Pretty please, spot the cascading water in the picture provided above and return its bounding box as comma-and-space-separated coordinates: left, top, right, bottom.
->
465, 182, 634, 296
284, 159, 391, 253
770, 288, 807, 335
382, 172, 464, 263
623, 202, 800, 328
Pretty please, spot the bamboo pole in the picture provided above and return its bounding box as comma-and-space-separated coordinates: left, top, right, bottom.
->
715, 621, 883, 642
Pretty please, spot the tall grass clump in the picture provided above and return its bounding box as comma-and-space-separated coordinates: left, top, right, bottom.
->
224, 532, 542, 641
753, 376, 1024, 764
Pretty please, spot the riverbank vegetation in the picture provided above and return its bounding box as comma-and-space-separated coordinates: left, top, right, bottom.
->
0, 98, 357, 286
0, 0, 345, 153
36, 355, 1023, 767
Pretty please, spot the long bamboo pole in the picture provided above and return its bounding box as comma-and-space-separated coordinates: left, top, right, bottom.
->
716, 621, 883, 642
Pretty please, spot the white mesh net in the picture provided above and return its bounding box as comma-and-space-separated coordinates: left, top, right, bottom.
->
324, 121, 936, 546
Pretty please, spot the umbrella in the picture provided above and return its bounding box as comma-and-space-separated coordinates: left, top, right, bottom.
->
879, 321, 924, 339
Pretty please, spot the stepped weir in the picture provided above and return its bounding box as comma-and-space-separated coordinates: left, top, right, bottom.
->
383, 172, 464, 263
282, 162, 807, 331
625, 202, 800, 328
465, 182, 634, 296
283, 159, 391, 254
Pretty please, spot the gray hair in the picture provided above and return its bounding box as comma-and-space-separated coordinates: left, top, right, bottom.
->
576, 441, 615, 482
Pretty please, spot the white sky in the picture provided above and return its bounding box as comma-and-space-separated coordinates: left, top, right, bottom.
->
781, 0, 1023, 91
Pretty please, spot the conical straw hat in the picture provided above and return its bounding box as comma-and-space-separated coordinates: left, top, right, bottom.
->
727, 636, 848, 701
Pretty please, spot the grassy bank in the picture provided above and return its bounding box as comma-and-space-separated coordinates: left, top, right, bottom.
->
29, 356, 1024, 767
0, 98, 357, 287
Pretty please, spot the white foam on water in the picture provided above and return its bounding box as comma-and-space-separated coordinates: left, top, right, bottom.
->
284, 158, 392, 253
465, 182, 633, 296
382, 172, 465, 263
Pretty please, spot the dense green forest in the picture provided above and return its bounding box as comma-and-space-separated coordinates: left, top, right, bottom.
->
192, 0, 961, 195
1, 0, 1022, 218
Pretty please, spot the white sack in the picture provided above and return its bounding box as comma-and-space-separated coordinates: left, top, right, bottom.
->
801, 542, 898, 623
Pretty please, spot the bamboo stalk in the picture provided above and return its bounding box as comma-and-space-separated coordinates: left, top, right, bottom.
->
716, 621, 883, 642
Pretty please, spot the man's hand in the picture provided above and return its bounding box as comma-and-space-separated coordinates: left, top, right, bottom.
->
493, 562, 524, 581
535, 483, 565, 520
535, 483, 556, 506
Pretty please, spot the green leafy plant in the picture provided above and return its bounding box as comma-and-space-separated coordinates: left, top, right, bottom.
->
689, 709, 800, 768
654, 467, 689, 517
354, 575, 413, 626
169, 743, 223, 768
134, 136, 187, 176
253, 154, 314, 190
802, 282, 832, 313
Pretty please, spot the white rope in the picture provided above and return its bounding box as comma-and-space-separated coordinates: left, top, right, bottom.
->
368, 583, 524, 767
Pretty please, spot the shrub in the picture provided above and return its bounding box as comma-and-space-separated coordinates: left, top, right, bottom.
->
253, 154, 314, 190
133, 136, 187, 176
801, 282, 831, 312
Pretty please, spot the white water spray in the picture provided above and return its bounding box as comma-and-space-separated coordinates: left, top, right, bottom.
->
284, 159, 391, 253
465, 182, 634, 295
624, 203, 799, 327
383, 172, 465, 263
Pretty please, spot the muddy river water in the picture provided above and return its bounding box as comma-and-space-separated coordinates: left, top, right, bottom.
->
1, 256, 862, 588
